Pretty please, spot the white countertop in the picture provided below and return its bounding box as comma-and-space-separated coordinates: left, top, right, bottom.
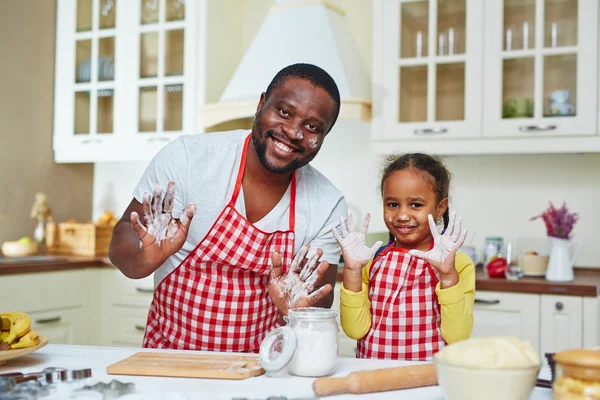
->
0, 344, 554, 399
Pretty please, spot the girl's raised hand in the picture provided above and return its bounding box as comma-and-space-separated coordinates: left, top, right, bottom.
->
408, 212, 468, 277
332, 211, 383, 271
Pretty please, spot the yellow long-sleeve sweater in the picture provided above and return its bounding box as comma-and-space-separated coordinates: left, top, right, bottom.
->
340, 251, 475, 344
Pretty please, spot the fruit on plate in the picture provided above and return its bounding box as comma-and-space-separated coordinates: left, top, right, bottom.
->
0, 312, 39, 350
17, 237, 33, 245
11, 329, 40, 349
1, 240, 38, 257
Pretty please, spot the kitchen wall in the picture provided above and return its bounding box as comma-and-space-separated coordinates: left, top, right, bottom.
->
0, 1, 94, 246
92, 1, 600, 267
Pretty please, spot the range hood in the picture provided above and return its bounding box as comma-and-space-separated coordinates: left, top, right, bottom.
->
201, 0, 371, 128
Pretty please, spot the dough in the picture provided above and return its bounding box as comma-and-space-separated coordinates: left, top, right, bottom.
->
434, 336, 540, 369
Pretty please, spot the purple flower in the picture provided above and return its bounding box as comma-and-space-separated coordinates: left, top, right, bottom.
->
530, 202, 578, 239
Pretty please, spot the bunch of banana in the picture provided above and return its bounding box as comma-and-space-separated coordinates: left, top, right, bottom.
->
0, 312, 40, 350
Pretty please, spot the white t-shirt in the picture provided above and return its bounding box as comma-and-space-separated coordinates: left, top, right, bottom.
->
133, 130, 348, 288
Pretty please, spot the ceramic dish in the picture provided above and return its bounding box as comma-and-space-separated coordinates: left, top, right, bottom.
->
0, 336, 49, 366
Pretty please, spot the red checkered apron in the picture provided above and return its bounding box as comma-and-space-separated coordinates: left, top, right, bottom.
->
143, 134, 295, 352
357, 245, 445, 360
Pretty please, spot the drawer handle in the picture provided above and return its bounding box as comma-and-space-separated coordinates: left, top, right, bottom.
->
555, 302, 564, 311
474, 299, 500, 305
519, 125, 557, 132
147, 137, 170, 143
36, 317, 61, 324
135, 325, 146, 331
414, 128, 448, 135
136, 287, 154, 293
82, 138, 103, 144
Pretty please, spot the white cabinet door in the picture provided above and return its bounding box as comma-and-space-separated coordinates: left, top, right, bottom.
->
483, 0, 598, 138
373, 0, 484, 142
123, 0, 201, 155
104, 305, 149, 348
471, 291, 540, 353
540, 294, 582, 357
29, 308, 88, 345
54, 0, 125, 162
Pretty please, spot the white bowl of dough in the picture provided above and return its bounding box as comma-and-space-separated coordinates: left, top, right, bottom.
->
433, 336, 540, 400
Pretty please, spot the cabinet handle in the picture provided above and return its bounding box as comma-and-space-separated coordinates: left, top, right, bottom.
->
147, 137, 170, 143
519, 125, 557, 132
136, 287, 154, 293
135, 325, 146, 331
474, 298, 500, 305
555, 302, 564, 311
36, 317, 61, 324
414, 128, 448, 135
82, 138, 102, 144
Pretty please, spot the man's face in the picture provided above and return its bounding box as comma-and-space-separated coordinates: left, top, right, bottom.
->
252, 77, 336, 174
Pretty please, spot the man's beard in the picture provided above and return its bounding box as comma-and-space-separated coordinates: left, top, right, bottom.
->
252, 129, 308, 174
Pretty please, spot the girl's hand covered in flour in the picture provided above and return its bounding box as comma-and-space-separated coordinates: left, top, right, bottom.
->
408, 212, 468, 288
332, 211, 383, 271
130, 181, 196, 264
269, 244, 332, 316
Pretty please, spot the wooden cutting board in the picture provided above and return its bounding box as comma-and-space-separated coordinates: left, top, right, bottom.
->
106, 352, 265, 380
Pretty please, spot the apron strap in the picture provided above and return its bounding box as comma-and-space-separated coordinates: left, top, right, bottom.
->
230, 133, 296, 231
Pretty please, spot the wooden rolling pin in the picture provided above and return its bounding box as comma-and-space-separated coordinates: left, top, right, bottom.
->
312, 363, 438, 397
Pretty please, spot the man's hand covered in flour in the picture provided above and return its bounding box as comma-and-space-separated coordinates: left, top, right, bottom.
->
408, 212, 468, 289
332, 211, 383, 272
269, 244, 333, 316
130, 182, 196, 265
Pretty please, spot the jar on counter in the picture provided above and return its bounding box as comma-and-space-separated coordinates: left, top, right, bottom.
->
259, 307, 338, 377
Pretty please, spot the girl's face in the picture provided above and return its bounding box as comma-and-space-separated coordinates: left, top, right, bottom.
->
382, 169, 448, 251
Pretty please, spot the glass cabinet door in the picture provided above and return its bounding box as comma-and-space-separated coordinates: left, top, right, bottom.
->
131, 0, 195, 142
484, 0, 597, 137
72, 0, 118, 141
381, 0, 483, 140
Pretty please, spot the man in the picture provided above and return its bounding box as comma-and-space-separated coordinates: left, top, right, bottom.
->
109, 63, 347, 352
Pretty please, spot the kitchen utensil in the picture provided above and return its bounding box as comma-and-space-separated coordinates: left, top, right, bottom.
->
312, 363, 437, 397
0, 336, 48, 366
0, 367, 92, 384
106, 352, 264, 380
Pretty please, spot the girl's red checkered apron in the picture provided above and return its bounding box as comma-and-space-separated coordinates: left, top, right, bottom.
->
357, 245, 445, 360
143, 133, 296, 352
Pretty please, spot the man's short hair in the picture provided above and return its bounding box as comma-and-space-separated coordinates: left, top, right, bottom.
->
265, 63, 341, 131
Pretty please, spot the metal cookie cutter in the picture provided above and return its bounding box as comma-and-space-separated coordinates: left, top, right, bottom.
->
0, 367, 92, 386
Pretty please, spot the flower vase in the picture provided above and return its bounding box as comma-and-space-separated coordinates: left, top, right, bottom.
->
545, 237, 582, 282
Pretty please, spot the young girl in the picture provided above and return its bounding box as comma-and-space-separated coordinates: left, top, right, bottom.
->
333, 153, 475, 360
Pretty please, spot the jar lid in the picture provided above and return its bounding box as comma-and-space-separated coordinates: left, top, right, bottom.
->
259, 326, 297, 373
288, 307, 337, 320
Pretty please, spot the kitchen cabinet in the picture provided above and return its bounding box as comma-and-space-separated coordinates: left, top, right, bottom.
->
473, 290, 600, 363
0, 269, 90, 345
53, 0, 244, 163
28, 308, 89, 345
372, 0, 600, 155
99, 269, 153, 347
483, 0, 598, 139
372, 0, 484, 142
471, 291, 541, 353
540, 294, 583, 355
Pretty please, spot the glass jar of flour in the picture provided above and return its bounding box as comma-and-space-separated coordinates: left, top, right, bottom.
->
259, 307, 338, 377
